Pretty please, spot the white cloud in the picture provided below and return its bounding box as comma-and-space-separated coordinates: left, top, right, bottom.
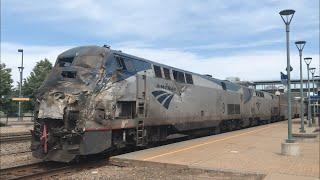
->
182, 38, 283, 50
3, 0, 318, 41
3, 42, 318, 87
1, 42, 72, 86
117, 46, 319, 81
1, 1, 318, 85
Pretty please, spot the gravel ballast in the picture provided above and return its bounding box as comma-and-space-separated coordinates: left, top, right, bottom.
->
63, 161, 264, 180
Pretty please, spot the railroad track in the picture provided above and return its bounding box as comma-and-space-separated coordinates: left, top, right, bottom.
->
0, 132, 30, 137
0, 162, 72, 180
1, 150, 31, 156
0, 158, 117, 180
0, 132, 31, 143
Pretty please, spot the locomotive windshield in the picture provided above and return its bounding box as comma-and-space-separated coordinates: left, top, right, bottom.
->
38, 52, 106, 92
57, 55, 103, 69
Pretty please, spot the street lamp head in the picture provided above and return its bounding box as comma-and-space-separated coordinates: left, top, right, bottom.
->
304, 57, 312, 65
309, 67, 316, 74
18, 49, 23, 53
279, 9, 295, 16
279, 9, 295, 25
295, 41, 306, 45
295, 41, 306, 51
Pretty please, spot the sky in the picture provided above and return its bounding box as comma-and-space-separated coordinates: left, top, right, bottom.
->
1, 0, 319, 86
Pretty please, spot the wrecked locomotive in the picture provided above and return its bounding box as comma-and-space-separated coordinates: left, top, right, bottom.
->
31, 45, 299, 162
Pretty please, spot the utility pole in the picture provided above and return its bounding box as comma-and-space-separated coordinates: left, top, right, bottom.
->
279, 9, 295, 142
304, 57, 312, 127
295, 41, 306, 133
18, 49, 24, 121
310, 67, 316, 124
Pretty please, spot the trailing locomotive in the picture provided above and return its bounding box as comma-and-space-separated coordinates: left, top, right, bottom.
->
31, 45, 300, 162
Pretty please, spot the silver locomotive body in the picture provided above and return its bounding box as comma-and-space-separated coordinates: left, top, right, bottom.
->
31, 45, 294, 162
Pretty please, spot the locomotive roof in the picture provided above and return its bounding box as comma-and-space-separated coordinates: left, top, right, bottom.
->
110, 48, 251, 92
112, 49, 274, 95
111, 49, 227, 82
58, 45, 108, 57
58, 45, 270, 95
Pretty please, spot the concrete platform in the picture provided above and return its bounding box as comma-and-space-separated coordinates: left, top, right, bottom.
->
111, 121, 320, 179
292, 121, 319, 143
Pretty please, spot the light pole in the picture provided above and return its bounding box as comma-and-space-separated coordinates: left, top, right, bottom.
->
295, 40, 306, 133
279, 9, 295, 143
304, 57, 312, 127
18, 49, 24, 121
310, 67, 316, 123
314, 75, 320, 120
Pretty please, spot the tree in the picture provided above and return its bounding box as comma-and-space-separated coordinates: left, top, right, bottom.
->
22, 59, 53, 112
0, 63, 12, 98
0, 63, 15, 115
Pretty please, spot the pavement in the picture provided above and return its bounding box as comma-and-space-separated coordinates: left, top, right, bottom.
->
111, 120, 320, 180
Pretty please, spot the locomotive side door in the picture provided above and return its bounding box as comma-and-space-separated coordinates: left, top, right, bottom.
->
136, 72, 147, 118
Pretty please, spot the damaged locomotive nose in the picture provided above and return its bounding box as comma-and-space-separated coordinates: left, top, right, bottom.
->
38, 91, 81, 122
38, 92, 68, 119
33, 91, 84, 162
32, 45, 113, 162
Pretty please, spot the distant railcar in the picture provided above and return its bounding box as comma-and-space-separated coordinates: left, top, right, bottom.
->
31, 45, 297, 162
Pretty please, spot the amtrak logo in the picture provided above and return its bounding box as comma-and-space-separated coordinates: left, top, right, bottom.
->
152, 90, 174, 109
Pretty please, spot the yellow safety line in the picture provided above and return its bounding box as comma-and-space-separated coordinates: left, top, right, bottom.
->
143, 123, 280, 161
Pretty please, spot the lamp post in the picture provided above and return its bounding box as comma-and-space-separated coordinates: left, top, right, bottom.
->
310, 67, 316, 123
279, 9, 295, 143
295, 40, 306, 133
314, 75, 320, 119
304, 57, 312, 127
17, 49, 24, 121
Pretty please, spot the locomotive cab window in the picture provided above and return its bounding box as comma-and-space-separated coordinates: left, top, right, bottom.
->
57, 57, 74, 67
153, 65, 163, 78
221, 82, 227, 90
185, 73, 193, 84
163, 68, 171, 80
173, 70, 185, 83
116, 56, 127, 70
